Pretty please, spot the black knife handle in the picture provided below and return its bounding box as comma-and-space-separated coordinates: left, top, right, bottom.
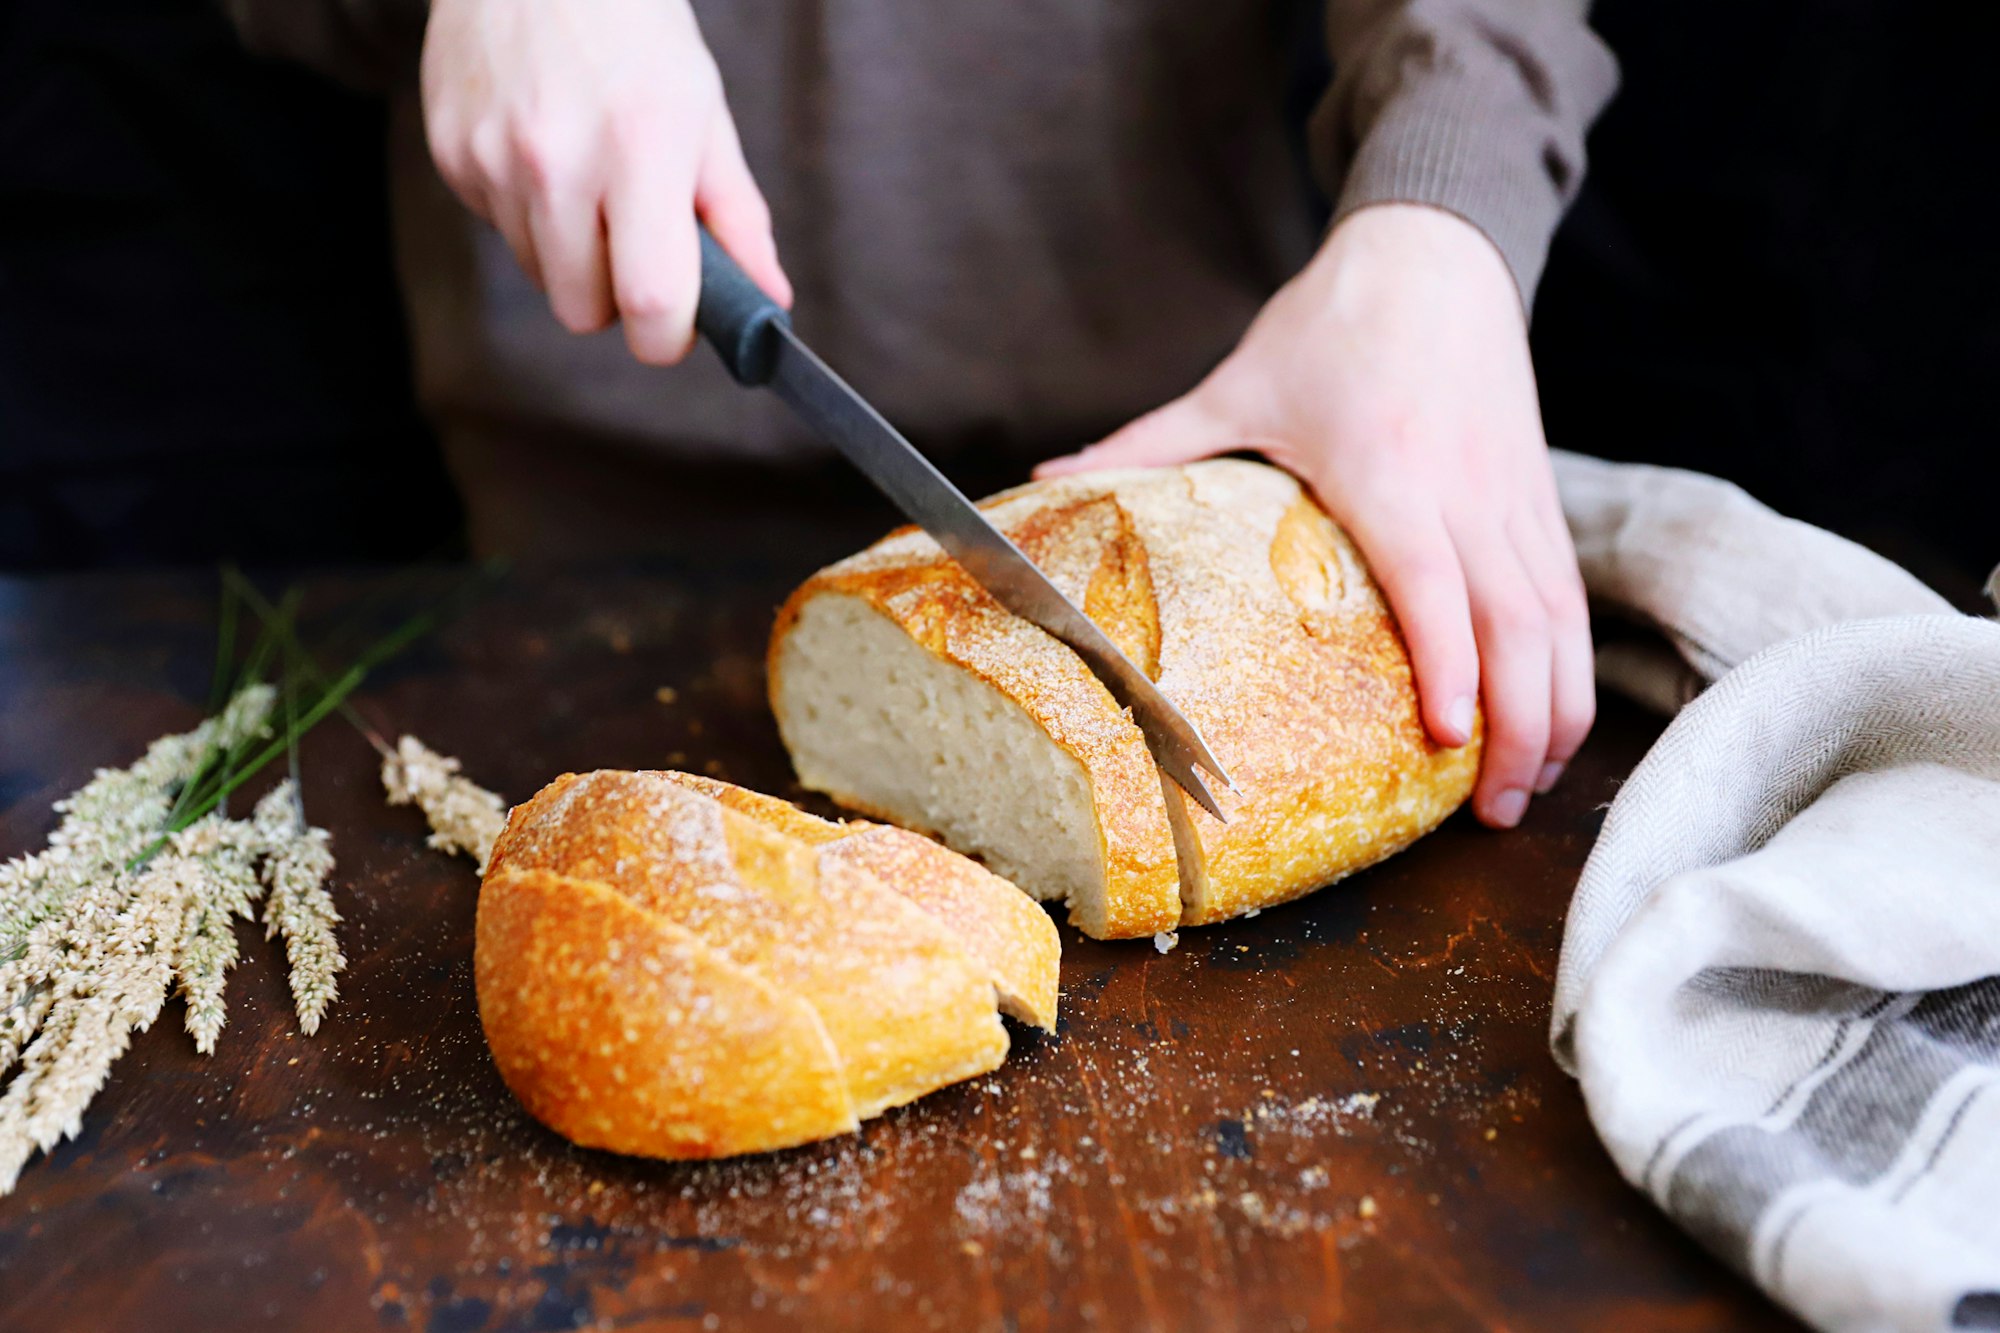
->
695, 224, 788, 386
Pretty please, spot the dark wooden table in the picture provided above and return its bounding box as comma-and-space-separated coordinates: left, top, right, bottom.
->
0, 552, 1793, 1332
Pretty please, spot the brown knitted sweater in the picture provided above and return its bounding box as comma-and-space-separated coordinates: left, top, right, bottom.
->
225, 0, 1617, 472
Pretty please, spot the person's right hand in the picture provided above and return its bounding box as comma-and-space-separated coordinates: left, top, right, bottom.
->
1037, 205, 1594, 829
420, 0, 790, 364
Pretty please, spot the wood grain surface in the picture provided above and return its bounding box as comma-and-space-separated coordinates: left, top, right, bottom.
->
0, 556, 1794, 1332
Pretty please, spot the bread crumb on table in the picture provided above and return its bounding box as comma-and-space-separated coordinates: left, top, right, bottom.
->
1153, 931, 1179, 954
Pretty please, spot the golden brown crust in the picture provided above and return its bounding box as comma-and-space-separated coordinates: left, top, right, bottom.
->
770, 460, 1482, 937
474, 868, 856, 1159
658, 772, 1061, 1030
821, 827, 1060, 1031
487, 770, 1008, 1119
1169, 488, 1483, 924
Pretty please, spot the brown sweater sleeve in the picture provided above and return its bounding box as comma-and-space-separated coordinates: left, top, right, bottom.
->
1312, 0, 1619, 303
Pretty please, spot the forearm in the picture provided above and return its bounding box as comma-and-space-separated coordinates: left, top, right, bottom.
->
1313, 0, 1619, 303
216, 0, 427, 92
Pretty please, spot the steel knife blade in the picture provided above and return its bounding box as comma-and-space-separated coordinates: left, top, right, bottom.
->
693, 228, 1237, 820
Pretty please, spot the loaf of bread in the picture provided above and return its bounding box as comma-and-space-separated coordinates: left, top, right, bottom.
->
769, 460, 1481, 940
475, 769, 1059, 1160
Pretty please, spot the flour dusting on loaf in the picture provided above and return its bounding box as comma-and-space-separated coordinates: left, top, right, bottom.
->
769, 460, 1482, 939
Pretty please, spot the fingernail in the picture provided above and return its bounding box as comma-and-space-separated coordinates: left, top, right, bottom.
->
1488, 788, 1529, 828
1445, 695, 1476, 745
1534, 761, 1565, 794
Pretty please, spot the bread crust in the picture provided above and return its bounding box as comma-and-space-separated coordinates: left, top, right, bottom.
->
475, 770, 1055, 1159
770, 460, 1482, 937
475, 868, 856, 1158
486, 770, 1009, 1119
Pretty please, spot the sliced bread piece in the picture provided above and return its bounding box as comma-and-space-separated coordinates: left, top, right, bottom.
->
475, 769, 1060, 1160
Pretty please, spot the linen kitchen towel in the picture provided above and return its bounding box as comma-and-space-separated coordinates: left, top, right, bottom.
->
1548, 451, 2000, 1332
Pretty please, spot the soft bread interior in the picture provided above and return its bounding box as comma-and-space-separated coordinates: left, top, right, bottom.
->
774, 592, 1107, 923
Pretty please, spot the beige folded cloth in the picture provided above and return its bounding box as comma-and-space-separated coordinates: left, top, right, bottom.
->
1549, 451, 2000, 1332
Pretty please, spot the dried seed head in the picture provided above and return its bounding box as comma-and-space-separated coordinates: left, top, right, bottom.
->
255, 782, 343, 1035
0, 685, 363, 1192
382, 735, 507, 872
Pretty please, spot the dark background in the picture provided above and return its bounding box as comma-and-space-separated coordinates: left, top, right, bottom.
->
1, 0, 1992, 583
0, 0, 457, 570
1532, 0, 1998, 592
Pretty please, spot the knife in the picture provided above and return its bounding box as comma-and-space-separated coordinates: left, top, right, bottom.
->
692, 227, 1237, 820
